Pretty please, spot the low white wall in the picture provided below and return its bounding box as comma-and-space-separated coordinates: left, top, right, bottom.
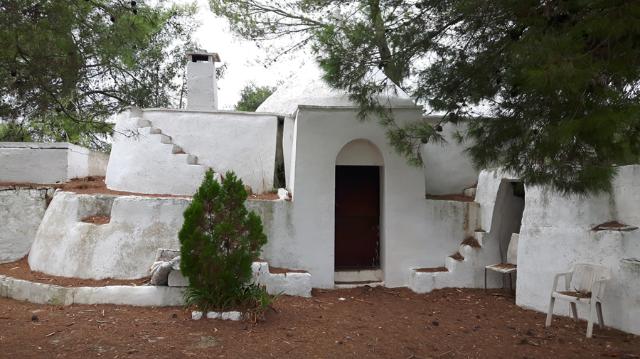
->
422, 122, 478, 195
0, 187, 53, 263
0, 142, 108, 184
29, 191, 190, 280
516, 165, 640, 335
106, 108, 279, 195
0, 275, 184, 306
28, 191, 295, 280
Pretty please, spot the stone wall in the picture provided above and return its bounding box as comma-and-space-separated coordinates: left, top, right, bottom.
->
0, 187, 53, 263
27, 191, 295, 280
0, 142, 108, 184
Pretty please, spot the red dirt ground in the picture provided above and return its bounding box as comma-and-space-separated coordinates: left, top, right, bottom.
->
0, 177, 282, 201
0, 288, 638, 358
426, 194, 474, 202
0, 257, 149, 288
592, 221, 637, 231
415, 267, 448, 273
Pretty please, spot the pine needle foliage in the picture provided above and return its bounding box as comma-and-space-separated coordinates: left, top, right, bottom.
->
210, 0, 640, 195
179, 170, 270, 313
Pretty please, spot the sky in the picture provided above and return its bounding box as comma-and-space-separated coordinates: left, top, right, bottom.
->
179, 0, 320, 109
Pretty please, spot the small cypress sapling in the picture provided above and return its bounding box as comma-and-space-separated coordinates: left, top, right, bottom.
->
179, 169, 268, 312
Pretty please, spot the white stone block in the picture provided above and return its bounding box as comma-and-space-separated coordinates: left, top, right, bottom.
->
168, 270, 189, 287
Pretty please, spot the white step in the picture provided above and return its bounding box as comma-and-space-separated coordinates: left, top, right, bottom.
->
473, 230, 487, 247
334, 281, 384, 289
136, 118, 151, 128
186, 154, 198, 165
159, 134, 172, 144
171, 145, 183, 154
334, 269, 382, 282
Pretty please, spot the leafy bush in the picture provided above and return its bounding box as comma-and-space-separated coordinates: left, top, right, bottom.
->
179, 170, 271, 314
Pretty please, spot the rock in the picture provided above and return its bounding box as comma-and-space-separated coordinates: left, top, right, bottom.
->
191, 311, 203, 320
154, 248, 180, 262
31, 314, 38, 322
277, 188, 290, 200
206, 311, 243, 321
149, 250, 181, 286
167, 270, 189, 287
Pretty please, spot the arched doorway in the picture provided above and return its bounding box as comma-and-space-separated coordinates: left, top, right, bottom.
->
334, 140, 384, 272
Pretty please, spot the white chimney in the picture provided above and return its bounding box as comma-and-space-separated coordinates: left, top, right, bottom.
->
186, 50, 221, 111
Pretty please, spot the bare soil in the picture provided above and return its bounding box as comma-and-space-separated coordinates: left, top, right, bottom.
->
80, 215, 110, 225
461, 236, 481, 248
1, 177, 280, 201
415, 267, 448, 273
0, 257, 149, 288
248, 192, 280, 201
0, 287, 638, 358
268, 266, 308, 274
592, 221, 637, 232
490, 263, 517, 270
426, 193, 474, 202
450, 252, 465, 261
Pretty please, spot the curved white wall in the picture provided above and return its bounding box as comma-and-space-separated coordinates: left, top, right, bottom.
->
422, 122, 479, 195
28, 191, 296, 280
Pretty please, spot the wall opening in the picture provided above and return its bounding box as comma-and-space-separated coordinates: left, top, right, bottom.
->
273, 116, 286, 189
490, 180, 526, 262
335, 165, 381, 270
334, 139, 384, 275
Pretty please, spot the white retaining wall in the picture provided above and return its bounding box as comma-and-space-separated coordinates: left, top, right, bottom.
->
0, 275, 184, 306
516, 165, 640, 335
0, 187, 53, 263
29, 192, 191, 280
27, 191, 297, 280
0, 142, 108, 184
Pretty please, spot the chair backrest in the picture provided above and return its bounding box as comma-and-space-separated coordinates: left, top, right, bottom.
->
570, 263, 610, 294
506, 233, 519, 265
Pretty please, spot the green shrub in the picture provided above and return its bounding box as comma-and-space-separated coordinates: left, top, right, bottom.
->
179, 170, 270, 314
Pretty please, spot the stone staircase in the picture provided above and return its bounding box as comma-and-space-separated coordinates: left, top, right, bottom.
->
136, 118, 204, 169
409, 185, 502, 293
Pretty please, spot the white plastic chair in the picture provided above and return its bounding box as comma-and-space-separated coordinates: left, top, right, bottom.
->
484, 233, 518, 291
545, 263, 610, 338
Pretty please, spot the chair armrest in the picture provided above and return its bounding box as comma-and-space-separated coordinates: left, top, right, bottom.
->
592, 279, 608, 300
551, 272, 572, 292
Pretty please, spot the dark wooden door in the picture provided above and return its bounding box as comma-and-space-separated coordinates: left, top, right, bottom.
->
335, 165, 380, 270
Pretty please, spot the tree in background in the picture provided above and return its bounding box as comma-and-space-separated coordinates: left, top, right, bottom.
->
179, 170, 272, 317
0, 0, 197, 150
234, 83, 275, 112
210, 0, 640, 194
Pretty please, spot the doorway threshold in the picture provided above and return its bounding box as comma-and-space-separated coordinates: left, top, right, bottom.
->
334, 280, 384, 289
334, 268, 382, 283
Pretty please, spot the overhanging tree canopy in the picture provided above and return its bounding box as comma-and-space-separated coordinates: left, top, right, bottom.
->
0, 0, 197, 150
211, 0, 640, 194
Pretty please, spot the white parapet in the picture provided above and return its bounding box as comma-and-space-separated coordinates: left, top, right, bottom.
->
0, 187, 53, 263
0, 275, 184, 307
167, 262, 312, 298
0, 142, 108, 184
